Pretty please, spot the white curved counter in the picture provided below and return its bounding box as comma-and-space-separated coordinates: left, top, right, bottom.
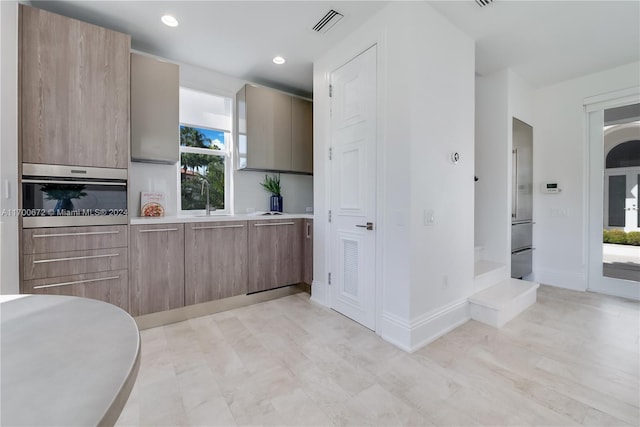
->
1, 294, 140, 426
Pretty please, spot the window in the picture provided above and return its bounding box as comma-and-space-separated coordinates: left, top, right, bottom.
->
179, 88, 232, 213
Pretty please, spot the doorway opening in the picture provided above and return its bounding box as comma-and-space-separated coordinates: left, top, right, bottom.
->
602, 115, 640, 281
587, 96, 640, 299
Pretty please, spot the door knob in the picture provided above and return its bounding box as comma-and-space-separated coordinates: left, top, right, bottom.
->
356, 222, 374, 230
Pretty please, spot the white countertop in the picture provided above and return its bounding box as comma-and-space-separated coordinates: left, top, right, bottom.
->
130, 212, 314, 225
1, 295, 140, 427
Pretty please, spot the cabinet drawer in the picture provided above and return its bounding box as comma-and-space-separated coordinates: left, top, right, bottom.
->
24, 248, 128, 280
22, 225, 128, 254
23, 269, 129, 312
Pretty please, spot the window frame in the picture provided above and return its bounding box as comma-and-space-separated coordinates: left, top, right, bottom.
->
177, 99, 233, 216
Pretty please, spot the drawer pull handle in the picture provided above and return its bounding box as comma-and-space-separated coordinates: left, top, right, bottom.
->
33, 253, 120, 264
139, 228, 178, 233
192, 225, 244, 230
33, 230, 120, 238
254, 222, 295, 227
306, 222, 311, 238
22, 179, 126, 186
33, 276, 120, 290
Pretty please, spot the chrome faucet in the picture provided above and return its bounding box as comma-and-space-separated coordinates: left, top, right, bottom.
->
200, 178, 212, 216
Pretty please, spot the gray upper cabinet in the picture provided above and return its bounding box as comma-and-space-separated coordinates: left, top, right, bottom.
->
291, 97, 313, 174
236, 84, 312, 174
20, 5, 130, 169
130, 53, 179, 164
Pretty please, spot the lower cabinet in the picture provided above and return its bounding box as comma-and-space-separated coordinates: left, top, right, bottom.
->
20, 225, 129, 311
23, 270, 129, 311
127, 217, 313, 316
185, 221, 248, 305
247, 219, 303, 293
303, 219, 313, 285
129, 224, 184, 316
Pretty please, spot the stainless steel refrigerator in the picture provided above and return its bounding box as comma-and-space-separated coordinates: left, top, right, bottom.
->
511, 118, 534, 278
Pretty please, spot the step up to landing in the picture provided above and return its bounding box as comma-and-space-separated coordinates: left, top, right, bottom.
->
469, 278, 539, 328
474, 260, 508, 293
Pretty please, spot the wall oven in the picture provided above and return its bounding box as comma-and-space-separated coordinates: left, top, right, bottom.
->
21, 164, 128, 228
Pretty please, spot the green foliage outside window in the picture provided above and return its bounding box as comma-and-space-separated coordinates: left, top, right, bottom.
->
180, 126, 225, 210
603, 229, 640, 246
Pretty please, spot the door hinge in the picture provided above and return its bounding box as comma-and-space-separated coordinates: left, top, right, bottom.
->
328, 272, 332, 285
328, 210, 332, 223
329, 84, 333, 98
329, 147, 333, 160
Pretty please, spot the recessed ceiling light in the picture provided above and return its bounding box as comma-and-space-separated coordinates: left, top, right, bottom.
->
161, 15, 179, 27
273, 56, 286, 65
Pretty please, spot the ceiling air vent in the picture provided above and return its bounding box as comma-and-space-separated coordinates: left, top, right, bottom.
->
312, 9, 344, 34
475, 0, 493, 7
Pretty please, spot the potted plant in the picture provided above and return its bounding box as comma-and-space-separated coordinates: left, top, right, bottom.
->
40, 184, 87, 213
260, 174, 283, 212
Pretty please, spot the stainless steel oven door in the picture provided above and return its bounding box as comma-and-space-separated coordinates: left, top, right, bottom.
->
21, 164, 128, 228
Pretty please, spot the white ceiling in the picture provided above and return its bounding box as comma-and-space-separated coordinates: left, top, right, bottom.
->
29, 1, 389, 97
429, 0, 640, 87
29, 1, 640, 96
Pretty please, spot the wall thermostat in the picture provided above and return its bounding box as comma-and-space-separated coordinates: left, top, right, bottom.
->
541, 182, 562, 194
450, 152, 460, 164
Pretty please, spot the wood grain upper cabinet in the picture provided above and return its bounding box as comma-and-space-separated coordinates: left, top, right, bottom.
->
239, 84, 292, 171
129, 224, 184, 316
184, 221, 248, 305
130, 53, 179, 164
247, 219, 302, 293
236, 84, 312, 174
19, 5, 130, 168
291, 97, 313, 174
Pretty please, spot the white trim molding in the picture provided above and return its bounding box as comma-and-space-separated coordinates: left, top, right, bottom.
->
309, 280, 330, 307
584, 87, 640, 112
381, 298, 470, 353
530, 268, 587, 292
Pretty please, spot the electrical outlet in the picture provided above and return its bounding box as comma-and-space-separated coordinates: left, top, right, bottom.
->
246, 207, 255, 213
306, 207, 314, 213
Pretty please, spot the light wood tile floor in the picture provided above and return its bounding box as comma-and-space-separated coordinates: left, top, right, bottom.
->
116, 285, 640, 426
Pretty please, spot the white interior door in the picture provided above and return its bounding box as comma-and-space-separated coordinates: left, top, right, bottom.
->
587, 106, 640, 299
329, 46, 377, 330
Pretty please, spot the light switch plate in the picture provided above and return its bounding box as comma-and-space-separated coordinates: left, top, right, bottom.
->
424, 209, 435, 226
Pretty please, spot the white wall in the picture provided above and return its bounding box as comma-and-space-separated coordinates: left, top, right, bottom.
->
407, 3, 475, 349
0, 0, 19, 294
313, 2, 475, 351
129, 59, 314, 216
475, 70, 509, 266
474, 69, 534, 280
532, 61, 640, 291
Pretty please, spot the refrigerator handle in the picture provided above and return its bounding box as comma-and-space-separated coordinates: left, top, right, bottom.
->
512, 148, 518, 219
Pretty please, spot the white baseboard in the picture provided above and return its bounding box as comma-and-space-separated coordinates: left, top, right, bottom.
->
309, 280, 330, 307
380, 299, 470, 353
588, 282, 640, 301
380, 311, 413, 352
531, 268, 587, 292
409, 299, 470, 352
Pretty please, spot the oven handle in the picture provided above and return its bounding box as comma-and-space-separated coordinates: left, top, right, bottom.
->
22, 179, 126, 186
